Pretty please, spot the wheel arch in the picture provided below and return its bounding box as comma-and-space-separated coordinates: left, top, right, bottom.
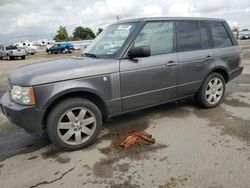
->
41, 90, 108, 129
207, 67, 229, 83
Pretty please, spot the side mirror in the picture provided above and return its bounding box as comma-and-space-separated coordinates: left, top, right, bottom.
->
128, 46, 150, 59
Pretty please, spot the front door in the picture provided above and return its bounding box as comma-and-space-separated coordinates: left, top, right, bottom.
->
120, 21, 178, 111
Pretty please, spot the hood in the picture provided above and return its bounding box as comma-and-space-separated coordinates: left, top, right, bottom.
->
9, 56, 119, 86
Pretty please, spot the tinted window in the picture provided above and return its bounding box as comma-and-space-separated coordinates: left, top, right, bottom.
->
134, 22, 174, 55
209, 22, 233, 48
177, 21, 202, 51
200, 22, 210, 49
6, 46, 17, 50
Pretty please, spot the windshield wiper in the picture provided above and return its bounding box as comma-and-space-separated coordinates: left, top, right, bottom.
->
83, 53, 99, 58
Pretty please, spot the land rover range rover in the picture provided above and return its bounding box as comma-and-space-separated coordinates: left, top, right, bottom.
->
0, 17, 243, 150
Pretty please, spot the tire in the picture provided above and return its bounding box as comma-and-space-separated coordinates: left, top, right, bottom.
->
21, 56, 25, 59
8, 55, 14, 60
0, 56, 2, 60
196, 72, 225, 108
46, 98, 102, 151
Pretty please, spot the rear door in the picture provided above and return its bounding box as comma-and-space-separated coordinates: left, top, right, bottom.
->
176, 20, 214, 98
120, 21, 178, 111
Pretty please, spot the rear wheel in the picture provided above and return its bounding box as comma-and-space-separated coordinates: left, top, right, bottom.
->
46, 98, 102, 151
196, 72, 225, 108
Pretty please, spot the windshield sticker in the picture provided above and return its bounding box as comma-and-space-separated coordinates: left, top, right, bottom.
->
117, 25, 132, 30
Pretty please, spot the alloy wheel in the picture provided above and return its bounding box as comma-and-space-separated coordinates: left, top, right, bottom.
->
57, 107, 96, 145
205, 78, 224, 105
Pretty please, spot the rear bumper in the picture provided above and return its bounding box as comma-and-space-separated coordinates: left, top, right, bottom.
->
229, 66, 244, 81
0, 92, 44, 133
12, 53, 26, 57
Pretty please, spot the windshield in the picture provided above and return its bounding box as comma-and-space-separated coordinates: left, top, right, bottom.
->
83, 22, 137, 57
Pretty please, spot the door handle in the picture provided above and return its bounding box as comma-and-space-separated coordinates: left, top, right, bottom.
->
205, 56, 213, 61
166, 61, 178, 67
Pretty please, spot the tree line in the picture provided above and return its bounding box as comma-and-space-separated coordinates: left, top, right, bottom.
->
54, 26, 103, 42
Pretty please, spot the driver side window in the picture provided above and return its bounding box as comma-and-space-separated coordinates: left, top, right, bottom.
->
134, 21, 174, 56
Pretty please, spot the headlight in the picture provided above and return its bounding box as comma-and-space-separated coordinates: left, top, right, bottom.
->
10, 86, 36, 105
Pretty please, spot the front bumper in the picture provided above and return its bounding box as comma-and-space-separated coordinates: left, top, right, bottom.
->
0, 92, 44, 133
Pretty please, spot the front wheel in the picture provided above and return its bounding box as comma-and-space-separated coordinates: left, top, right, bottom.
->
7, 55, 12, 60
196, 72, 225, 108
46, 98, 102, 151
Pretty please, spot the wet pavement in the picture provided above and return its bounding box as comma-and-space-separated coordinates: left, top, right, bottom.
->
0, 54, 249, 187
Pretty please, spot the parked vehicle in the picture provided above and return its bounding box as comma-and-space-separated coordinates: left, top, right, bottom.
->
1, 17, 243, 150
0, 45, 26, 60
20, 46, 37, 55
46, 42, 74, 54
239, 31, 250, 40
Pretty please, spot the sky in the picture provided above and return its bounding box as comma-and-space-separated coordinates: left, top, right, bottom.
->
0, 0, 250, 43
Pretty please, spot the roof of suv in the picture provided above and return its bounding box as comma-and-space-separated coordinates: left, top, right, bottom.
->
116, 17, 225, 23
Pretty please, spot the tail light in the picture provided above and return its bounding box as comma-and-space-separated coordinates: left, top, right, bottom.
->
238, 53, 243, 66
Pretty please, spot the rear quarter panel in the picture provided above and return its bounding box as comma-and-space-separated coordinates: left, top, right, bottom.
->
213, 46, 242, 73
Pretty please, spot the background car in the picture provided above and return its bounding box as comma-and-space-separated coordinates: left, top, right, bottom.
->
46, 42, 74, 54
20, 46, 37, 55
0, 45, 26, 60
239, 31, 250, 40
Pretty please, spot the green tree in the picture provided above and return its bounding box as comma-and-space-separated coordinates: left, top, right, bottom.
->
96, 28, 103, 36
54, 26, 68, 42
73, 26, 96, 40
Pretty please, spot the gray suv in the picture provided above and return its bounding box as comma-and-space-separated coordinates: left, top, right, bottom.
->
0, 17, 243, 150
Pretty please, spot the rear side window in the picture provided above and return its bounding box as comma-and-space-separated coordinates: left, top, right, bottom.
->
134, 21, 174, 55
209, 22, 233, 48
176, 21, 204, 52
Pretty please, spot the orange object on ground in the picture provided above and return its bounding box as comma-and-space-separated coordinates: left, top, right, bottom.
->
120, 130, 155, 149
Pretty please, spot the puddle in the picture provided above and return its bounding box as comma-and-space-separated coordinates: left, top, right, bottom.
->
194, 106, 250, 145
224, 92, 250, 107
93, 144, 167, 179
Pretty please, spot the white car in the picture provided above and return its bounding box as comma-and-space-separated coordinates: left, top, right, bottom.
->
0, 45, 26, 60
20, 46, 37, 55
